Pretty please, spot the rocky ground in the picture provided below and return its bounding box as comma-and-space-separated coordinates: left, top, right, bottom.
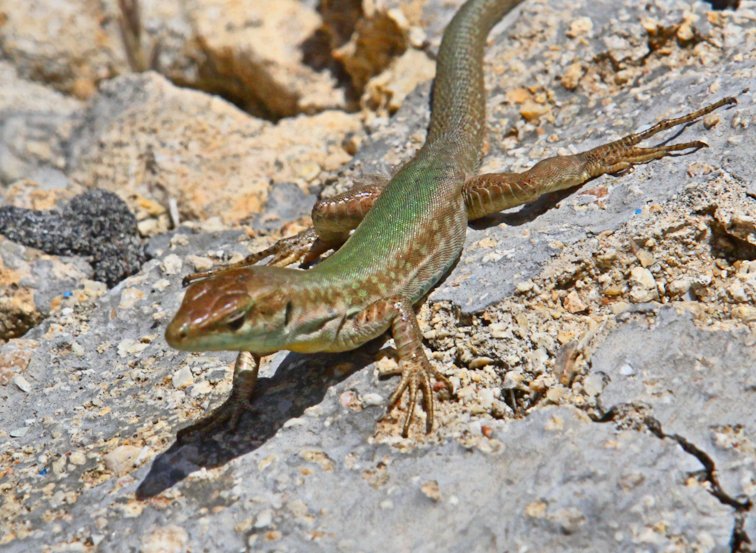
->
0, 0, 754, 551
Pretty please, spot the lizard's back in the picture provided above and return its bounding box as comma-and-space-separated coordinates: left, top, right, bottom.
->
310, 0, 522, 305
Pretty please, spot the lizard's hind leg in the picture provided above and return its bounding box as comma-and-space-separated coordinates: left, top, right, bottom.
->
463, 97, 736, 221
182, 176, 389, 286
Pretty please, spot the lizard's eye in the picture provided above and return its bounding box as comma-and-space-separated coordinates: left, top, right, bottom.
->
223, 311, 246, 332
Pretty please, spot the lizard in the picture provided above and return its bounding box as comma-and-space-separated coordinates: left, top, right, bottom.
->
165, 0, 735, 438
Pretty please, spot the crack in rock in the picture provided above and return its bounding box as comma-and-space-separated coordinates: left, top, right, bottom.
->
594, 402, 752, 553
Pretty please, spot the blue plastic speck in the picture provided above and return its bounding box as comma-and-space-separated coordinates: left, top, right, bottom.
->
634, 208, 642, 215
63, 291, 73, 298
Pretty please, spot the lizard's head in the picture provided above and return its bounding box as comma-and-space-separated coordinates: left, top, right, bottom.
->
165, 266, 293, 354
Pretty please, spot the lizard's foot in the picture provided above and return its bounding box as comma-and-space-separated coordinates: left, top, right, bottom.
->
247, 227, 330, 268
176, 352, 259, 443
386, 359, 454, 437
181, 228, 329, 287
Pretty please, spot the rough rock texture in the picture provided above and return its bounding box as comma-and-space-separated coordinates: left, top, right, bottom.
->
0, 0, 350, 118
67, 72, 361, 229
184, 0, 346, 117
595, 311, 755, 517
0, 237, 97, 340
0, 62, 82, 186
321, 0, 414, 92
0, 0, 754, 551
0, 189, 144, 286
0, 0, 128, 99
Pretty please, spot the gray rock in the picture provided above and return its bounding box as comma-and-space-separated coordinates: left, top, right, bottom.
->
0, 61, 81, 186
595, 308, 755, 514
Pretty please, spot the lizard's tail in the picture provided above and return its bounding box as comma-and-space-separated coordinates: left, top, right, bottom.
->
427, 0, 523, 170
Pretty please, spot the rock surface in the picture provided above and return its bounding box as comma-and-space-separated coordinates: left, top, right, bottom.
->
67, 72, 360, 227
0, 189, 144, 286
0, 0, 754, 551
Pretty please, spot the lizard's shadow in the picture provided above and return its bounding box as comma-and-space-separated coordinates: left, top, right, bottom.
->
136, 345, 379, 499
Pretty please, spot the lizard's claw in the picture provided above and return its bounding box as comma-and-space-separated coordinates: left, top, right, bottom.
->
387, 360, 453, 437
180, 228, 329, 287
251, 228, 329, 268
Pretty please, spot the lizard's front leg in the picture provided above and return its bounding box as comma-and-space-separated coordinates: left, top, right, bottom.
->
339, 297, 454, 437
176, 351, 260, 442
183, 176, 389, 286
463, 97, 736, 220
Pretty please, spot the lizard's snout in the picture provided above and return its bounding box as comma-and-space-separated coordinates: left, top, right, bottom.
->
164, 318, 188, 349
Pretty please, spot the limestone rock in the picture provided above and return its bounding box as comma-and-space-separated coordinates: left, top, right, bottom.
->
184, 0, 346, 117
0, 236, 93, 340
0, 62, 82, 186
0, 0, 127, 99
67, 73, 361, 225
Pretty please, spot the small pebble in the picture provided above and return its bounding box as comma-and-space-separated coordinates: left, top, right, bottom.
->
379, 500, 394, 510
619, 363, 635, 376
254, 510, 273, 529
635, 249, 654, 268
420, 480, 442, 502
187, 255, 214, 272
629, 267, 655, 289
515, 281, 534, 293
727, 281, 748, 303
583, 373, 604, 397
69, 450, 87, 465
563, 290, 588, 314
152, 278, 171, 292
104, 445, 142, 476
71, 341, 85, 357
469, 357, 494, 369
172, 367, 194, 389
477, 388, 495, 409
160, 254, 183, 276
566, 16, 593, 38
629, 287, 656, 303
189, 381, 213, 397
520, 100, 549, 122
732, 305, 756, 322
361, 393, 384, 407
201, 217, 226, 233
668, 278, 691, 296
13, 375, 32, 393
502, 371, 524, 390
703, 113, 721, 129
169, 234, 189, 247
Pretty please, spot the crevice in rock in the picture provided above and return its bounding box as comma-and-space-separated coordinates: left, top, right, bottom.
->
642, 416, 750, 512
702, 207, 756, 263
594, 403, 752, 553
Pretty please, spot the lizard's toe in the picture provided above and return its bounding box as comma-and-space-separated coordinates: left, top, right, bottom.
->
387, 360, 449, 437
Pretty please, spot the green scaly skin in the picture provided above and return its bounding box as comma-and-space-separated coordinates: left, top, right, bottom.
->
167, 0, 522, 355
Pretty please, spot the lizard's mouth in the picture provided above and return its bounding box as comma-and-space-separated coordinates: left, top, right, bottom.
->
164, 317, 190, 349
164, 318, 235, 352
